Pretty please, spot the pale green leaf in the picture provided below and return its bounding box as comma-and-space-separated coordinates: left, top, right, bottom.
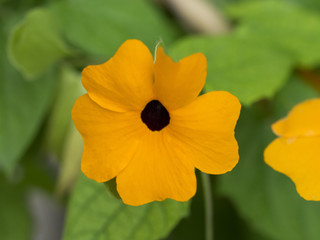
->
49, 66, 84, 195
217, 77, 320, 240
56, 124, 83, 196
63, 174, 190, 240
45, 66, 84, 156
8, 8, 69, 79
228, 1, 320, 67
169, 35, 292, 106
51, 0, 182, 57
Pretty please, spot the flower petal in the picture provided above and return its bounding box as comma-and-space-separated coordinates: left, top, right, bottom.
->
116, 130, 196, 206
82, 39, 154, 112
264, 137, 320, 200
72, 94, 144, 182
272, 98, 320, 138
154, 47, 207, 110
168, 91, 241, 174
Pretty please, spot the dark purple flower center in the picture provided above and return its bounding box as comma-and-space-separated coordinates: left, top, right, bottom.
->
141, 100, 170, 131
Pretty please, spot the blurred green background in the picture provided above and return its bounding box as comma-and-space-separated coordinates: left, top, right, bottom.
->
1, 0, 320, 239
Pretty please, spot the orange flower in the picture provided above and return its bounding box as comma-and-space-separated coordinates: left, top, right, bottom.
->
72, 40, 241, 206
264, 99, 320, 200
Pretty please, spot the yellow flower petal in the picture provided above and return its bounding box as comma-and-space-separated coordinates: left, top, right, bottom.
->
168, 91, 241, 174
154, 47, 207, 110
73, 40, 242, 206
272, 99, 320, 138
264, 137, 320, 200
116, 130, 196, 206
82, 39, 154, 112
72, 94, 143, 182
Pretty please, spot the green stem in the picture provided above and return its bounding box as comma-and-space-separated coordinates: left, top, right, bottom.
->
201, 172, 214, 240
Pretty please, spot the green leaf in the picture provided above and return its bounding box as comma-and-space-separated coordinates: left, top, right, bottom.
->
169, 175, 269, 240
45, 66, 84, 156
217, 77, 320, 240
227, 1, 320, 67
211, 0, 320, 13
51, 0, 183, 57
0, 25, 57, 174
169, 35, 292, 106
63, 174, 190, 240
294, 0, 320, 11
49, 66, 84, 195
0, 176, 31, 240
104, 178, 121, 200
8, 8, 69, 79
55, 124, 83, 196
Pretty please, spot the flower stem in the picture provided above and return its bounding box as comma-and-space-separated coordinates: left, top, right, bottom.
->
201, 172, 214, 240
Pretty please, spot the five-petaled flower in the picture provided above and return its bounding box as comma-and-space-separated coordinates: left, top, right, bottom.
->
265, 99, 320, 200
72, 39, 241, 206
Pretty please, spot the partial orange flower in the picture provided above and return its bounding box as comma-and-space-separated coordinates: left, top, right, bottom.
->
72, 39, 241, 206
264, 99, 320, 200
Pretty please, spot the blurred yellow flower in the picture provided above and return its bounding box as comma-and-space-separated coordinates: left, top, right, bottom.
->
72, 39, 241, 206
265, 99, 320, 200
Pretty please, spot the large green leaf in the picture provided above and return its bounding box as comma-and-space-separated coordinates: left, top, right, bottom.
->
8, 8, 69, 79
227, 1, 320, 67
51, 0, 182, 57
169, 35, 292, 106
0, 25, 57, 174
63, 174, 190, 240
217, 77, 320, 240
0, 176, 31, 240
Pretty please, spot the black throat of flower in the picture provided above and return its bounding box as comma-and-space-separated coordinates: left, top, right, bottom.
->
141, 100, 170, 131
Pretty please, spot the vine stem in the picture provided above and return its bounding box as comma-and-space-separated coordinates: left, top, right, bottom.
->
200, 172, 214, 240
